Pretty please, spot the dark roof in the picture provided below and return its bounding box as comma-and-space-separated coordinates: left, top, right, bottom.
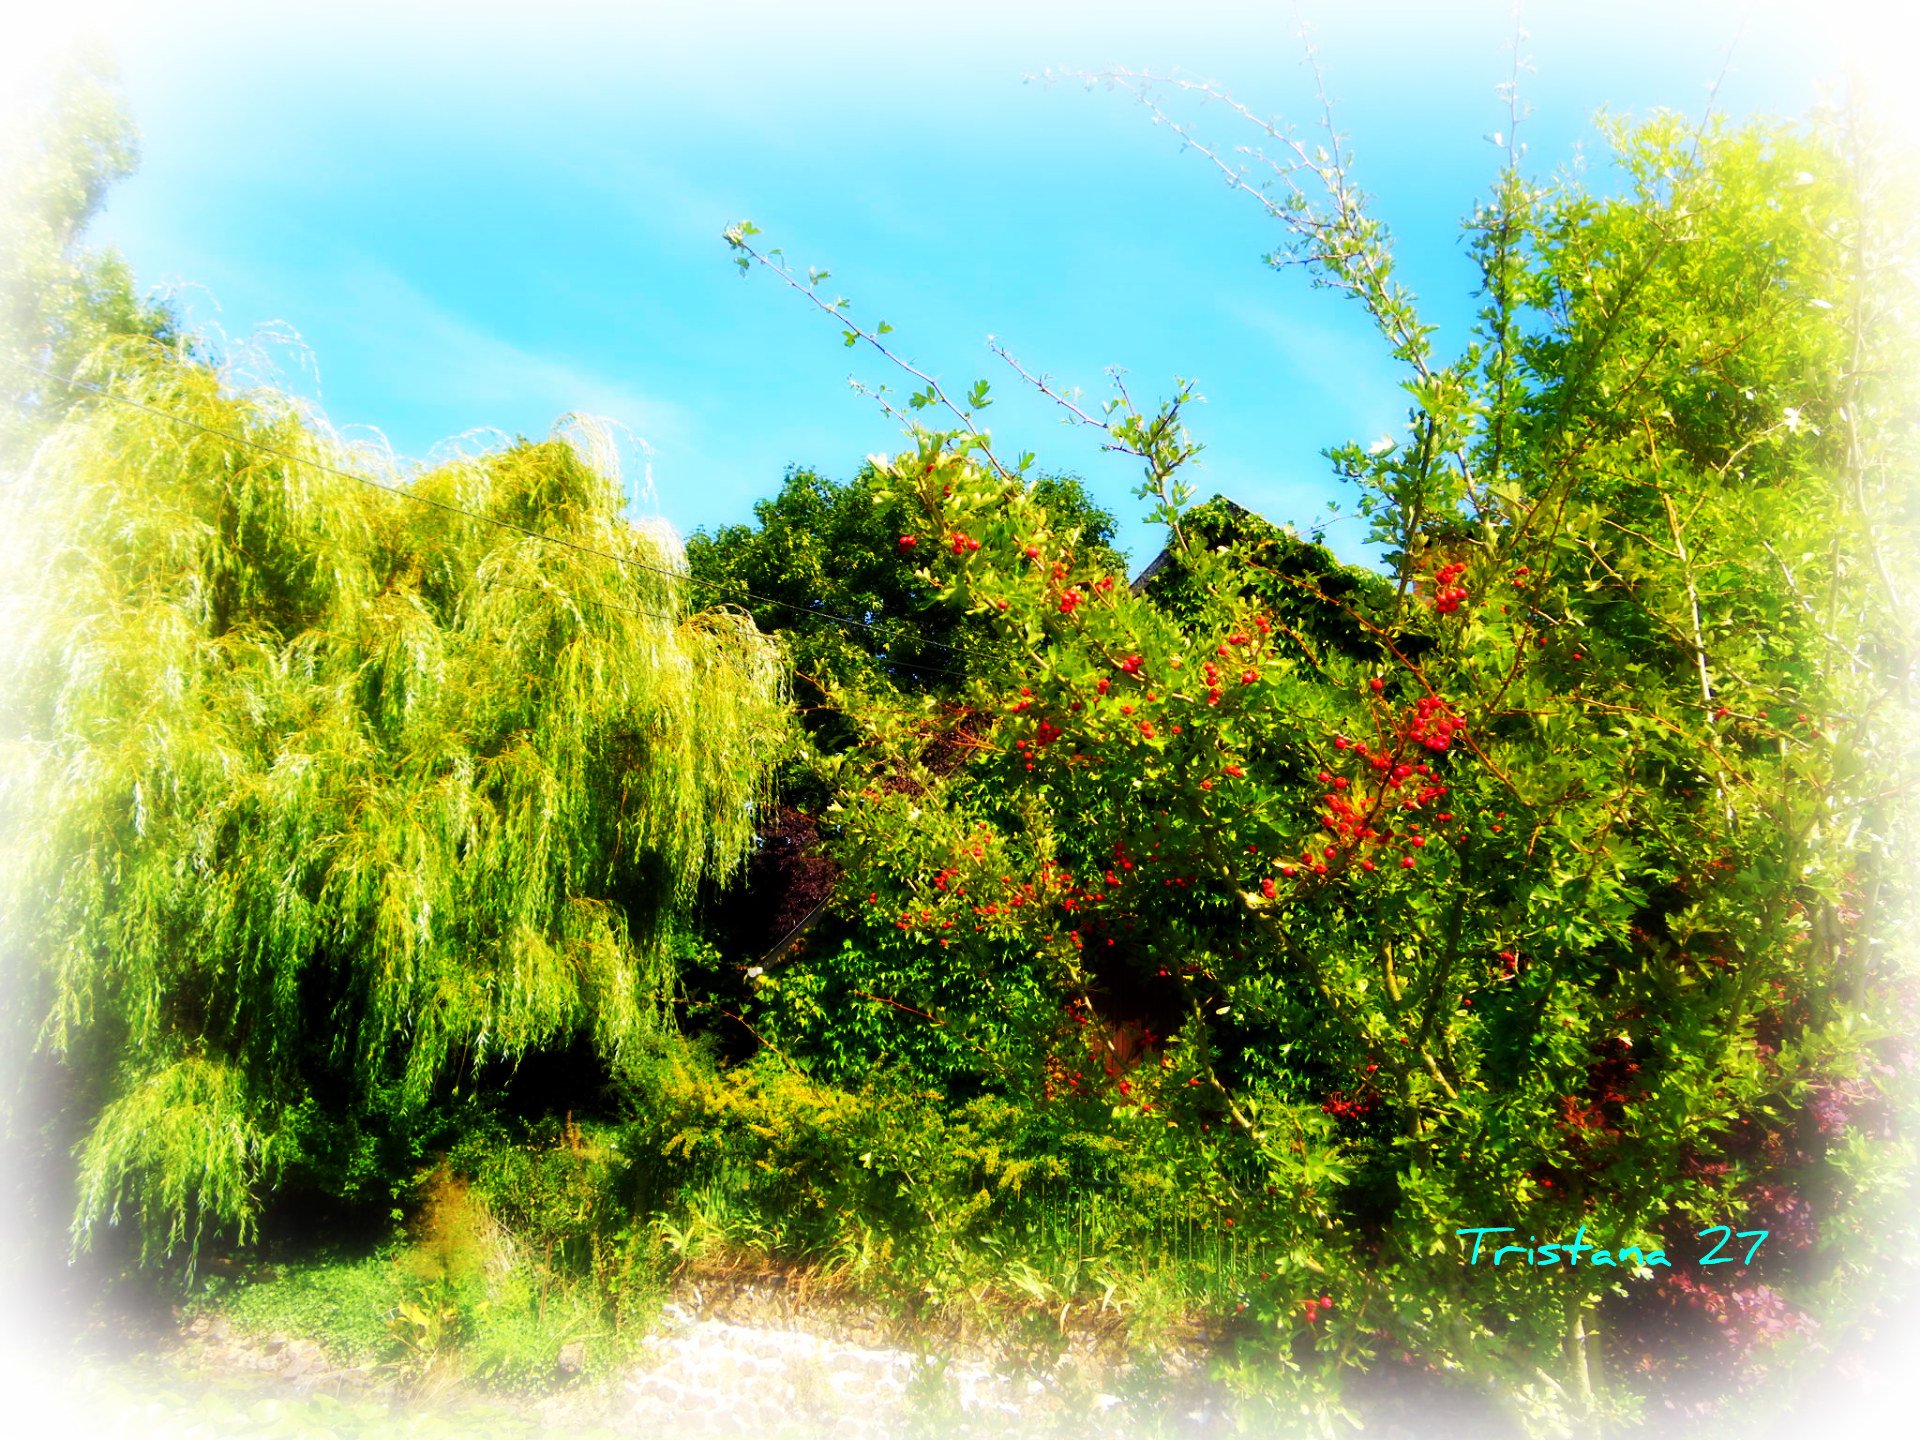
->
1128, 496, 1290, 594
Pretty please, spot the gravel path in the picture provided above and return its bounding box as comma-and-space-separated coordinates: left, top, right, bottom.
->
599, 1300, 1226, 1439
7, 1270, 1239, 1440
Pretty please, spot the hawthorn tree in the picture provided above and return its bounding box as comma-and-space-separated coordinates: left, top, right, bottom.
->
679, 464, 1122, 1078
728, 91, 1919, 1432
687, 460, 1119, 707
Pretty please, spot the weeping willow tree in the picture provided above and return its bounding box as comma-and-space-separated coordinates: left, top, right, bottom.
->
0, 342, 792, 1270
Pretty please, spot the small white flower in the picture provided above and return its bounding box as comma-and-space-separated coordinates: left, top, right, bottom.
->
1782, 407, 1802, 432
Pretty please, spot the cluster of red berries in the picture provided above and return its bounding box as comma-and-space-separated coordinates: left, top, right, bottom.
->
888, 902, 949, 933
1431, 560, 1470, 614
1303, 1295, 1335, 1324
1196, 628, 1265, 702
1320, 1089, 1375, 1120
1280, 701, 1459, 879
949, 531, 983, 556
1049, 566, 1116, 618
875, 841, 1105, 946
1401, 693, 1468, 752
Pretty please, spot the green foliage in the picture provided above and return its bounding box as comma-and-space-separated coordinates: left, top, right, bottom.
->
213, 1253, 403, 1369
0, 346, 792, 1269
1132, 495, 1396, 666
9, 52, 1919, 1439
680, 463, 1123, 1089
202, 1149, 647, 1391
451, 1116, 642, 1294
611, 1044, 1286, 1321
742, 930, 1060, 1091
72, 1055, 275, 1267
686, 461, 1119, 715
731, 99, 1920, 1433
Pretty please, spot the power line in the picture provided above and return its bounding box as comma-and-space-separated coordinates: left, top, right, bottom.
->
489, 580, 684, 628
8, 357, 969, 656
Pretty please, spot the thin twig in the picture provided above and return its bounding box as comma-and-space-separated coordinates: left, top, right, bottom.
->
723, 229, 1019, 486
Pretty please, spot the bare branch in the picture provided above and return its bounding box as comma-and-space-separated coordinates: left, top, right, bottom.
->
723, 225, 1019, 485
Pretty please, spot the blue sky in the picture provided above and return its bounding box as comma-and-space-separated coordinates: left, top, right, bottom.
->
8, 0, 1906, 568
